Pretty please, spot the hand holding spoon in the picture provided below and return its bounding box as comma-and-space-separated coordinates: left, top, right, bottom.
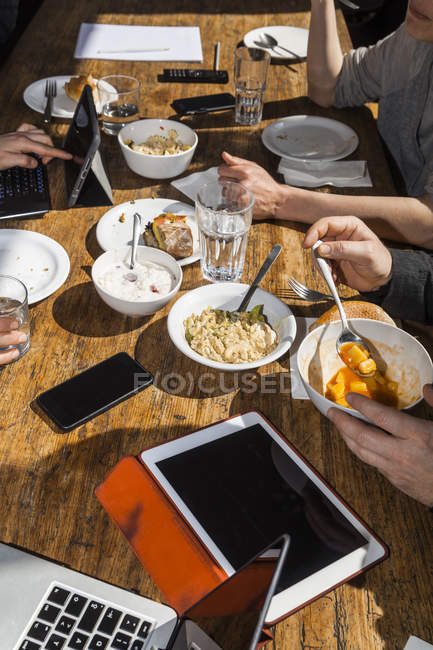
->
312, 240, 376, 377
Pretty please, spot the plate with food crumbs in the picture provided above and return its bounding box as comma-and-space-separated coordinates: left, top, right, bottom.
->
262, 115, 359, 162
0, 230, 70, 304
96, 198, 200, 266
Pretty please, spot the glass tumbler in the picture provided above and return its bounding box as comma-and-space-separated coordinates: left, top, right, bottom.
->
0, 275, 30, 363
98, 75, 140, 135
234, 47, 271, 126
196, 180, 255, 282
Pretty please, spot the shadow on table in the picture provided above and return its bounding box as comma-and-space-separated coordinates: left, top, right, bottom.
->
52, 282, 151, 337
81, 0, 311, 16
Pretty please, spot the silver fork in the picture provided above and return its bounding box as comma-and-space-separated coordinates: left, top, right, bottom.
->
276, 277, 355, 302
43, 79, 56, 124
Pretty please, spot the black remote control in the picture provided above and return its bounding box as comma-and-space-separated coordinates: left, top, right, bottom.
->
158, 69, 229, 83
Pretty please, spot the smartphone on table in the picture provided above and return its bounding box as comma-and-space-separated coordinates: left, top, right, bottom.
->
36, 353, 153, 431
171, 92, 235, 115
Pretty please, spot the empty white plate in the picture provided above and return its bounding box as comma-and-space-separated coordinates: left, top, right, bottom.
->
244, 26, 308, 60
96, 198, 200, 267
262, 115, 359, 162
0, 229, 70, 304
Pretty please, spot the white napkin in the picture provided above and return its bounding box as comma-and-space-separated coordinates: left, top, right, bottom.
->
278, 158, 372, 188
171, 166, 219, 202
289, 316, 316, 399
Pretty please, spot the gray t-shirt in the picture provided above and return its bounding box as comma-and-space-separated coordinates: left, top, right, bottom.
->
334, 24, 433, 198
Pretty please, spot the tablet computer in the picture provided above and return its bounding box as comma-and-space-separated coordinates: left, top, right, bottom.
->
63, 84, 113, 209
140, 410, 388, 625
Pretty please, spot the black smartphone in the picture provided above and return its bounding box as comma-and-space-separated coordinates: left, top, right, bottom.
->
171, 92, 235, 115
36, 353, 153, 431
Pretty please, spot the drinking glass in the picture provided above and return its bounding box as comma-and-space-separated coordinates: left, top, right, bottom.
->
98, 75, 140, 135
196, 181, 254, 282
234, 47, 271, 126
0, 275, 30, 363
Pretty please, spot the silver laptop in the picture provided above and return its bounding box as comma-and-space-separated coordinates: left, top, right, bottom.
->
1, 536, 289, 650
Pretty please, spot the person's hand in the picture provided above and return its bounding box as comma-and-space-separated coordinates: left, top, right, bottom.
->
0, 317, 27, 365
327, 385, 433, 507
303, 215, 393, 292
0, 123, 72, 170
218, 152, 286, 220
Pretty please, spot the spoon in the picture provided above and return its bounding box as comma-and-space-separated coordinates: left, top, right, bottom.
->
338, 0, 360, 10
257, 33, 302, 60
230, 244, 282, 321
124, 212, 142, 282
312, 240, 376, 378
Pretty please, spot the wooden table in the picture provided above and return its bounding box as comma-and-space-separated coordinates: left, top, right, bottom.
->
1, 0, 432, 648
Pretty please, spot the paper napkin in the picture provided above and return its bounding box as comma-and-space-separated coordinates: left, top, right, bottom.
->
171, 166, 219, 202
278, 158, 372, 188
74, 23, 203, 62
289, 316, 316, 400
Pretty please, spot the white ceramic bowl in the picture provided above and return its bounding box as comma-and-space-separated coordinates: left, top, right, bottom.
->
92, 245, 182, 317
297, 319, 433, 422
118, 118, 198, 179
167, 283, 297, 371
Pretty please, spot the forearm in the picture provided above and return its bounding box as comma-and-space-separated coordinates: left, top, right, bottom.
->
273, 187, 433, 249
307, 0, 343, 106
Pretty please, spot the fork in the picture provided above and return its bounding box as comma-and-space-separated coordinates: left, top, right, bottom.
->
43, 79, 56, 124
275, 277, 356, 302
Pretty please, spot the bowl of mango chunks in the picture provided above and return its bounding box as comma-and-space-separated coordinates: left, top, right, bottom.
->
296, 318, 433, 423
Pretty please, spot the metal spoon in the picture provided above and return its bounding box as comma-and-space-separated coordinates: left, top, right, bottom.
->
312, 240, 376, 377
230, 244, 282, 321
338, 0, 360, 10
124, 212, 142, 282
259, 33, 302, 59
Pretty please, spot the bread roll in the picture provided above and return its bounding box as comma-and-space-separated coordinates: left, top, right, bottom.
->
309, 301, 395, 332
64, 74, 99, 105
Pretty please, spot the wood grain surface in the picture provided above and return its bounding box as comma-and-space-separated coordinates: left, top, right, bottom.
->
1, 1, 432, 648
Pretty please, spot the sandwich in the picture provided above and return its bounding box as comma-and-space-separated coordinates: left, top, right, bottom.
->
64, 74, 99, 106
144, 213, 193, 260
309, 301, 395, 332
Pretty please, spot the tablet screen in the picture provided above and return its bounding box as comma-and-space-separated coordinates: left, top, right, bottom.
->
156, 423, 366, 592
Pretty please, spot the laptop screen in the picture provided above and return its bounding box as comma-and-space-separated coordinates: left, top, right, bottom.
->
168, 536, 290, 650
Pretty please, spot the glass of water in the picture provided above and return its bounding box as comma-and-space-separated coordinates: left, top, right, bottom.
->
98, 75, 140, 135
196, 180, 255, 282
234, 47, 271, 126
0, 275, 30, 363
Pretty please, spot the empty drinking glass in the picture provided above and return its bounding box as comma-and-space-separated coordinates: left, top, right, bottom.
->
0, 275, 30, 363
196, 181, 254, 282
98, 75, 140, 135
234, 47, 271, 126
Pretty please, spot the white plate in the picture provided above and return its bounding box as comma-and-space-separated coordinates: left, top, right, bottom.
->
262, 115, 359, 162
244, 25, 308, 60
0, 229, 70, 304
22, 75, 108, 118
23, 75, 79, 118
96, 198, 200, 267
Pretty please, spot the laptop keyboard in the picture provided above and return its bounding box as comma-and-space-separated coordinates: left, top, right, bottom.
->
16, 582, 156, 650
0, 159, 49, 202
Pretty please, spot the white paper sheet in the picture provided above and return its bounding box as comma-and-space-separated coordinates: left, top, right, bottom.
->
74, 23, 203, 62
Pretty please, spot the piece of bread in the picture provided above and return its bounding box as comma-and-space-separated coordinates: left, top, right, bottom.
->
309, 301, 395, 332
64, 74, 99, 105
144, 213, 193, 260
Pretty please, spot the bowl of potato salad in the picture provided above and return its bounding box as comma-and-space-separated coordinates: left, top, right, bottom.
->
167, 283, 297, 371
